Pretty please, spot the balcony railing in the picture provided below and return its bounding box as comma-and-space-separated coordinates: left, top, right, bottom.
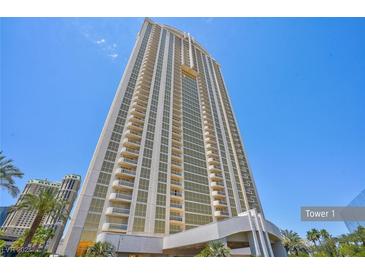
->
116, 168, 136, 176
170, 203, 183, 209
171, 179, 182, 186
210, 182, 225, 189
103, 223, 128, 231
215, 210, 229, 217
171, 171, 182, 178
212, 190, 226, 197
213, 200, 227, 207
122, 158, 138, 165
113, 180, 134, 189
121, 147, 140, 156
110, 192, 133, 201
106, 207, 130, 216
111, 207, 130, 215
170, 215, 183, 222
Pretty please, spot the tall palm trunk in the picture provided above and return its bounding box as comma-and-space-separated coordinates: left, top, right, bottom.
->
22, 212, 44, 249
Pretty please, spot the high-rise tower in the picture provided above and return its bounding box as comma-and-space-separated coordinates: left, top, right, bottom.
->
1, 175, 80, 253
62, 18, 285, 257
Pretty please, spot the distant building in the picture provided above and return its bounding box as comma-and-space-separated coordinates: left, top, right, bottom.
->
345, 188, 365, 233
1, 174, 81, 253
0, 207, 10, 226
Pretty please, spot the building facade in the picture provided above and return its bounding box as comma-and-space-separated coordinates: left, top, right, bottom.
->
62, 18, 285, 257
345, 188, 365, 233
1, 174, 80, 252
0, 207, 10, 227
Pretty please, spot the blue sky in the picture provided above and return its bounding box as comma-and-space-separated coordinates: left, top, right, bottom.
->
1, 18, 365, 237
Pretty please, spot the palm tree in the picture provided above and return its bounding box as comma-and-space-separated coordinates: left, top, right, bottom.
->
196, 241, 231, 257
43, 200, 69, 254
31, 227, 55, 252
0, 231, 6, 256
13, 188, 66, 249
319, 229, 330, 240
353, 226, 365, 247
0, 151, 23, 197
306, 228, 320, 247
85, 241, 115, 257
281, 229, 309, 256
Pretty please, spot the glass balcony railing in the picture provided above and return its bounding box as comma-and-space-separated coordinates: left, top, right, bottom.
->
113, 193, 132, 201
114, 180, 134, 188
112, 207, 130, 215
108, 223, 128, 231
170, 215, 183, 222
171, 179, 182, 186
170, 203, 183, 209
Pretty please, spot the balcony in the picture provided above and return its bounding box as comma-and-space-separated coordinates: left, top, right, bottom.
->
134, 88, 152, 96
115, 168, 136, 179
205, 143, 217, 151
130, 107, 145, 118
208, 165, 222, 174
131, 101, 146, 112
205, 136, 217, 145
170, 203, 183, 212
112, 179, 134, 190
129, 114, 144, 125
209, 173, 223, 182
170, 179, 183, 190
106, 207, 130, 217
171, 163, 182, 172
122, 138, 140, 149
134, 94, 149, 103
118, 157, 137, 169
207, 157, 220, 165
172, 146, 182, 154
171, 171, 182, 181
212, 190, 226, 199
109, 192, 133, 203
213, 200, 228, 208
210, 181, 225, 190
127, 121, 143, 132
102, 223, 128, 233
214, 210, 229, 218
203, 125, 213, 132
206, 150, 219, 159
121, 147, 139, 158
171, 154, 182, 163
172, 131, 180, 140
125, 129, 142, 140
173, 125, 181, 133
170, 191, 183, 200
169, 215, 183, 223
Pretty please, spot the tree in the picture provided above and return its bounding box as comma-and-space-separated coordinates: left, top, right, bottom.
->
281, 229, 309, 256
196, 241, 231, 257
0, 231, 6, 256
319, 229, 330, 240
0, 151, 23, 197
31, 227, 55, 252
42, 199, 69, 254
353, 226, 365, 247
306, 228, 320, 248
13, 188, 66, 250
85, 241, 115, 257
11, 230, 29, 251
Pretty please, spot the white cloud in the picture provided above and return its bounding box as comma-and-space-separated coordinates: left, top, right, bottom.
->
109, 53, 118, 59
72, 20, 119, 61
96, 38, 106, 44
